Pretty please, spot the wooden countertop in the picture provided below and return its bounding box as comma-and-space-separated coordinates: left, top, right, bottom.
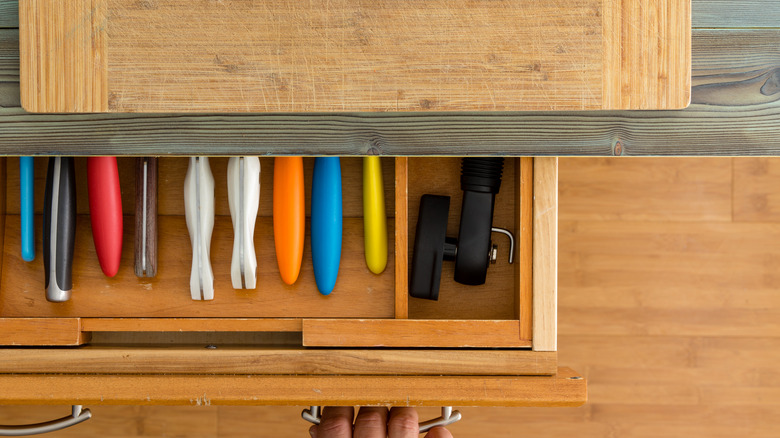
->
18, 0, 689, 113
0, 0, 777, 155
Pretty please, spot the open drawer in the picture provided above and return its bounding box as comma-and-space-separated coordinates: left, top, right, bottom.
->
0, 156, 584, 407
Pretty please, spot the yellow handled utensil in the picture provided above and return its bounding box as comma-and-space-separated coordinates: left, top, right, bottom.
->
363, 157, 387, 274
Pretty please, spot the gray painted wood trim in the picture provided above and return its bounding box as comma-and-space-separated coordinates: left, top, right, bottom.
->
0, 0, 18, 29
0, 26, 778, 156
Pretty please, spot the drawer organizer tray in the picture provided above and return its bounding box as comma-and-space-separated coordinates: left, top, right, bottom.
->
0, 156, 584, 407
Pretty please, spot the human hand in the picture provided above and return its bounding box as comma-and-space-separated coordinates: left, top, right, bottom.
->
309, 407, 453, 438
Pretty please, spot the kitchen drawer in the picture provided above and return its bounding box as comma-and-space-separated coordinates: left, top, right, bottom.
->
0, 156, 584, 407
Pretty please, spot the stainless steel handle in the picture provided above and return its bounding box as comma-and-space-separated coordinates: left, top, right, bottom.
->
301, 406, 322, 425
0, 405, 91, 436
418, 406, 462, 433
302, 406, 462, 433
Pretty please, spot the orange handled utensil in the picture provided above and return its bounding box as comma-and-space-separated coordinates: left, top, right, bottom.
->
273, 157, 305, 285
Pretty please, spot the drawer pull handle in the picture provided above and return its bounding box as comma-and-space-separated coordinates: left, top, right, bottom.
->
418, 406, 463, 433
301, 406, 462, 433
0, 405, 91, 436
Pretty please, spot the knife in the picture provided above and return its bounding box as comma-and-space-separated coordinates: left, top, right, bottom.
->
87, 157, 123, 277
228, 157, 260, 289
273, 157, 305, 285
184, 157, 215, 300
135, 157, 157, 277
43, 157, 76, 302
311, 157, 342, 295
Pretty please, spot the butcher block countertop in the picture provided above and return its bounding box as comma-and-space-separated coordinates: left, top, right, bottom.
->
0, 0, 776, 156
18, 0, 690, 113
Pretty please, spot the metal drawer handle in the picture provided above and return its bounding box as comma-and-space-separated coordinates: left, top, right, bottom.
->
302, 406, 462, 433
0, 405, 91, 436
418, 407, 462, 433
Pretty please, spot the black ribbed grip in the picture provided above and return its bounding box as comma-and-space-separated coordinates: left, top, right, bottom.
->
461, 158, 504, 194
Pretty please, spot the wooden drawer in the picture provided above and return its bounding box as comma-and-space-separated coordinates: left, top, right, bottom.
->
0, 156, 584, 407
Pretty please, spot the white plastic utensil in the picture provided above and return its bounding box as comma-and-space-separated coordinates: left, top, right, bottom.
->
184, 157, 215, 300
228, 157, 260, 289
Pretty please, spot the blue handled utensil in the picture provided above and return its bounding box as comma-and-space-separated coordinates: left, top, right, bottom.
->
20, 157, 35, 262
310, 157, 342, 295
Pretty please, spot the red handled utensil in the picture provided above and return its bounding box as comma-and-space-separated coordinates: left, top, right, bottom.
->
87, 157, 123, 277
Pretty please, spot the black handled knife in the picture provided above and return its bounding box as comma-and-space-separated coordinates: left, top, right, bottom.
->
43, 157, 77, 302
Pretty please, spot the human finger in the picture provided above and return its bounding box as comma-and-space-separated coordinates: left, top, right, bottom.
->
387, 407, 419, 438
353, 407, 389, 438
424, 426, 454, 438
314, 406, 355, 438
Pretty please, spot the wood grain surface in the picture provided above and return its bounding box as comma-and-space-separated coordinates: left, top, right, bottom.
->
0, 1, 18, 28
532, 157, 557, 352
0, 0, 761, 30
602, 0, 691, 109
16, 0, 689, 112
517, 157, 534, 339
0, 159, 5, 306
0, 317, 86, 346
559, 158, 733, 222
0, 367, 585, 407
302, 319, 530, 348
733, 158, 780, 222
0, 0, 778, 433
0, 27, 773, 155
80, 317, 302, 332
0, 346, 555, 375
393, 157, 408, 319
18, 0, 107, 112
0, 28, 17, 81
693, 0, 780, 27
9, 156, 780, 436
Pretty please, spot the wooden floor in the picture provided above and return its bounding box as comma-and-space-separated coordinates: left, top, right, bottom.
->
2, 157, 779, 436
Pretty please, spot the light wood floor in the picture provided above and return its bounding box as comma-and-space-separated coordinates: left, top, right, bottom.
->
2, 158, 778, 437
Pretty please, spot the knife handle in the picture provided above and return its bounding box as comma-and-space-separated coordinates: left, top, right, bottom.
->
311, 157, 342, 295
184, 157, 215, 300
363, 157, 387, 274
43, 157, 76, 302
87, 157, 123, 277
273, 157, 305, 285
20, 157, 35, 262
228, 157, 260, 289
134, 157, 158, 277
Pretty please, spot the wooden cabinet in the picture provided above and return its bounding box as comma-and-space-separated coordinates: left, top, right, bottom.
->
0, 156, 585, 407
